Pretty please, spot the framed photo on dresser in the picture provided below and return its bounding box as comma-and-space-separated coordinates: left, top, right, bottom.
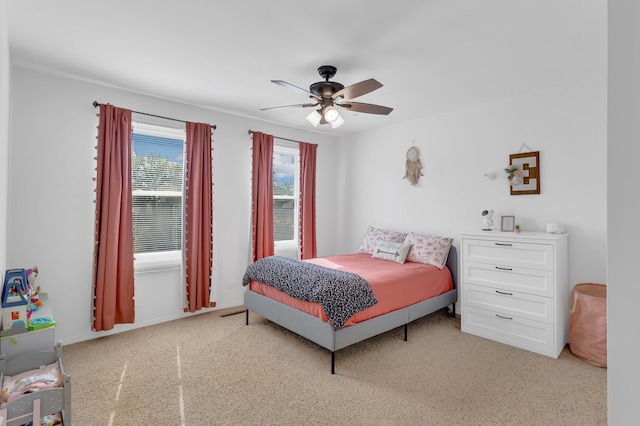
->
501, 215, 515, 232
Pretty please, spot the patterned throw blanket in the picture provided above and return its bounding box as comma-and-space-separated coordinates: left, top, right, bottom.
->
242, 256, 378, 329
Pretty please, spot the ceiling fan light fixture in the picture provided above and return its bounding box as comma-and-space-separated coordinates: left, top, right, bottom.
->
330, 114, 345, 128
306, 110, 322, 127
265, 65, 392, 129
324, 106, 340, 123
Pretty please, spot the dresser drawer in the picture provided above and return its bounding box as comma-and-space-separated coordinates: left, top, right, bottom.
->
462, 306, 556, 357
463, 238, 554, 271
463, 284, 553, 324
463, 261, 554, 297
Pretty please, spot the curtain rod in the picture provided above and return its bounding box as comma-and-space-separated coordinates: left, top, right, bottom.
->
247, 129, 299, 144
92, 101, 217, 130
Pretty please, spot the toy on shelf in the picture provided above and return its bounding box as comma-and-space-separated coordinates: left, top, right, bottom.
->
27, 267, 39, 294
2, 269, 30, 331
28, 316, 56, 331
26, 267, 43, 319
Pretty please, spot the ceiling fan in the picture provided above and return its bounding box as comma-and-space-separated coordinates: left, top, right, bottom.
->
261, 65, 393, 128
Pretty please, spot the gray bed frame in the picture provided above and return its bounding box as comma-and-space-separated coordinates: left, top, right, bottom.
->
244, 246, 458, 374
0, 341, 72, 426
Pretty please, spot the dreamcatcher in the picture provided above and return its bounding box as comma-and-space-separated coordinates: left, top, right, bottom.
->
403, 146, 423, 186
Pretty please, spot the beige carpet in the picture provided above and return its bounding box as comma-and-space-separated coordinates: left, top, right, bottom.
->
63, 308, 607, 425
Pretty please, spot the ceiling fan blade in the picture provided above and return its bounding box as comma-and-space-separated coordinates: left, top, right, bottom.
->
332, 78, 383, 100
271, 80, 321, 100
261, 102, 318, 111
339, 101, 393, 115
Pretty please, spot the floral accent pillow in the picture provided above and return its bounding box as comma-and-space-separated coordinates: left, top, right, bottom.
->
371, 241, 412, 264
358, 226, 408, 255
404, 232, 453, 269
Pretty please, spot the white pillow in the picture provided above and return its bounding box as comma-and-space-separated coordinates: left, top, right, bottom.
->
358, 226, 407, 255
403, 232, 453, 269
372, 241, 412, 264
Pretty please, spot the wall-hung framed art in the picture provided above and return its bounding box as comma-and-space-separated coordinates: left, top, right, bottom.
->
501, 215, 515, 232
508, 151, 540, 195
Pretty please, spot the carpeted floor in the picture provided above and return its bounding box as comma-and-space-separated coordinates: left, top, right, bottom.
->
63, 308, 607, 425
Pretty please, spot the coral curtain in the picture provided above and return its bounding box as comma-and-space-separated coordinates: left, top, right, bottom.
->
184, 122, 214, 312
251, 131, 274, 261
299, 142, 318, 259
92, 104, 135, 331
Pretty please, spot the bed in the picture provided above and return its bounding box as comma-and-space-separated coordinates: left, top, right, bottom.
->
0, 341, 71, 426
244, 230, 458, 374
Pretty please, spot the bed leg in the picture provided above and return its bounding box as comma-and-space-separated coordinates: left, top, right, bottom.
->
404, 324, 408, 341
449, 303, 456, 317
245, 309, 249, 325
331, 352, 335, 375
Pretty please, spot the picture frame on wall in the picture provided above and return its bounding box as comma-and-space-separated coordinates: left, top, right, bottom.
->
508, 151, 540, 195
501, 215, 515, 232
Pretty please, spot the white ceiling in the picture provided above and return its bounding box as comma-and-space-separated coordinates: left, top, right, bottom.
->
5, 0, 603, 135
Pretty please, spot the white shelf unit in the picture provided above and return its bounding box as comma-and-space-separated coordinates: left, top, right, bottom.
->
0, 293, 56, 361
460, 231, 568, 358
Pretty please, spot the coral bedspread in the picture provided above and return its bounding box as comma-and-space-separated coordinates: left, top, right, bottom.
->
249, 253, 453, 328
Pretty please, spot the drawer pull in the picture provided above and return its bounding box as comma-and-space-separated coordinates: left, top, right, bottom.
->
496, 314, 513, 320
494, 243, 513, 246
495, 290, 513, 296
495, 266, 513, 271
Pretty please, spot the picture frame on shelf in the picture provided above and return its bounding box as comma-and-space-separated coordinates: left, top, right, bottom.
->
501, 215, 515, 232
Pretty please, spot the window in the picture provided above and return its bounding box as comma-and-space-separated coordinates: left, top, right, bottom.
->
131, 122, 185, 269
273, 144, 300, 258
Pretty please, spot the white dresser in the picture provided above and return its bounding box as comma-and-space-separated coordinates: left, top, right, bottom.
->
461, 231, 568, 358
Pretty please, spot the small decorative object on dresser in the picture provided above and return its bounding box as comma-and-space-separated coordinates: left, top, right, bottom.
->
546, 223, 566, 234
481, 209, 494, 231
500, 215, 515, 232
460, 231, 569, 358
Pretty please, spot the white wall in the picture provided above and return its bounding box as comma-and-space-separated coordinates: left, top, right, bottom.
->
0, 0, 9, 273
8, 3, 633, 422
7, 67, 339, 344
336, 78, 607, 296
608, 1, 639, 424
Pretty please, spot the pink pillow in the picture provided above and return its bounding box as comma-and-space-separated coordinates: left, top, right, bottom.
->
358, 226, 407, 255
404, 232, 453, 269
